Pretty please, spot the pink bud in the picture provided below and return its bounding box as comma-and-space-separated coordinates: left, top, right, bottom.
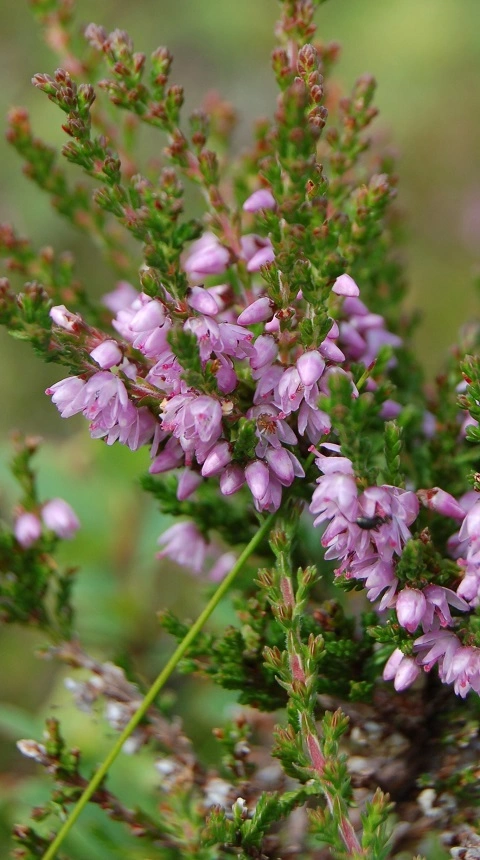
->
209, 551, 237, 582
150, 443, 184, 474
296, 351, 325, 386
14, 512, 42, 548
90, 340, 123, 369
332, 273, 360, 297
383, 648, 404, 681
383, 648, 420, 691
201, 441, 232, 477
319, 338, 345, 362
418, 487, 466, 521
379, 399, 402, 420
177, 469, 202, 501
102, 281, 138, 313
245, 460, 270, 500
246, 244, 275, 272
42, 498, 79, 539
187, 286, 220, 317
243, 189, 276, 212
183, 233, 230, 277
393, 657, 420, 692
250, 335, 278, 372
265, 447, 294, 486
237, 297, 274, 326
220, 465, 246, 496
396, 588, 426, 633
50, 304, 82, 331
130, 300, 165, 332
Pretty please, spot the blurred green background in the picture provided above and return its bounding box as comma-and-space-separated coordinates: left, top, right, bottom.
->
0, 0, 479, 855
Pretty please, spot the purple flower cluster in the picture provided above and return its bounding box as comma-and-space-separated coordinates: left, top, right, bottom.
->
309, 445, 480, 697
47, 192, 398, 523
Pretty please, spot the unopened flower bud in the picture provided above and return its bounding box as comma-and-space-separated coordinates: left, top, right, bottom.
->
383, 648, 420, 691
201, 441, 232, 477
90, 340, 122, 369
245, 460, 269, 500
237, 297, 274, 326
187, 286, 220, 316
41, 498, 80, 539
14, 512, 42, 548
332, 273, 360, 297
243, 189, 276, 212
418, 487, 466, 521
177, 469, 202, 501
130, 300, 165, 332
220, 465, 245, 496
396, 588, 426, 633
49, 304, 82, 331
296, 350, 325, 386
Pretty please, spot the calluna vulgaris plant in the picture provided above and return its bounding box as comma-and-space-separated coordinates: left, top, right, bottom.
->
2, 0, 480, 857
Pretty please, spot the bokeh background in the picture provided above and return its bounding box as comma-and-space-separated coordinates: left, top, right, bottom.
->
0, 0, 479, 856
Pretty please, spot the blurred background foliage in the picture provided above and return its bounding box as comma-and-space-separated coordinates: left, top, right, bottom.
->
0, 0, 479, 856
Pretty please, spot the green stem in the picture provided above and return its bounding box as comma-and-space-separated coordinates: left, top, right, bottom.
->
42, 512, 276, 860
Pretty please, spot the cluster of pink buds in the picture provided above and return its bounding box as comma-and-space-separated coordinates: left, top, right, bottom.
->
14, 498, 80, 548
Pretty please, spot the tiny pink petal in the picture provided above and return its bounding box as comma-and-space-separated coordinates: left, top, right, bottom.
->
243, 189, 276, 212
332, 273, 360, 297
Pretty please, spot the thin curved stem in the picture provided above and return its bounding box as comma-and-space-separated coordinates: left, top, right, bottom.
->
42, 512, 276, 860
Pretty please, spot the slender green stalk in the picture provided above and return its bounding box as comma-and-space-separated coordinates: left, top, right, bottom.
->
42, 512, 276, 860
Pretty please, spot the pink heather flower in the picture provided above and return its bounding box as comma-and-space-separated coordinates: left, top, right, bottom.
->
176, 469, 202, 501
422, 585, 469, 630
332, 274, 360, 297
247, 404, 297, 458
243, 189, 276, 212
245, 460, 270, 501
82, 371, 129, 425
183, 233, 230, 278
340, 296, 402, 366
188, 396, 223, 444
187, 286, 220, 317
14, 512, 42, 548
129, 299, 170, 357
46, 377, 86, 418
42, 498, 80, 539
297, 401, 331, 444
49, 304, 82, 331
157, 521, 208, 573
417, 487, 466, 520
102, 281, 138, 313
240, 234, 275, 272
201, 441, 232, 477
296, 351, 325, 387
379, 399, 402, 420
237, 297, 274, 326
395, 588, 427, 633
90, 340, 123, 369
351, 556, 398, 609
458, 499, 480, 542
220, 464, 246, 496
265, 447, 304, 487
250, 335, 278, 378
215, 355, 237, 394
150, 438, 184, 474
383, 648, 420, 692
209, 551, 236, 582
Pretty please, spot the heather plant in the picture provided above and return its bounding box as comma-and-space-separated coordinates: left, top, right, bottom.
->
1, 0, 480, 857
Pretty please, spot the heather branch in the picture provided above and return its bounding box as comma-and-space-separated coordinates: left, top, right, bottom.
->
259, 518, 393, 857
41, 511, 276, 860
